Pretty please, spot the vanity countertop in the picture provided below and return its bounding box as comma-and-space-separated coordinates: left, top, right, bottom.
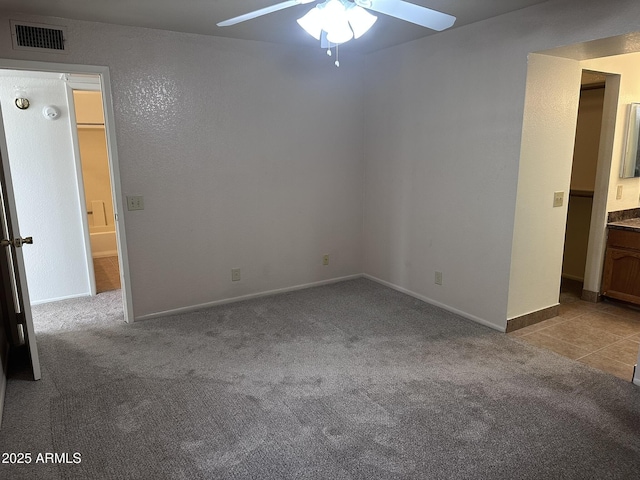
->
608, 217, 640, 232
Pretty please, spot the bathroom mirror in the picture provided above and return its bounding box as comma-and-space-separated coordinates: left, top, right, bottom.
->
621, 103, 640, 178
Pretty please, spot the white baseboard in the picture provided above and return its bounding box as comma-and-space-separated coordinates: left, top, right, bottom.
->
30, 292, 92, 306
136, 274, 364, 322
363, 274, 506, 332
135, 273, 507, 333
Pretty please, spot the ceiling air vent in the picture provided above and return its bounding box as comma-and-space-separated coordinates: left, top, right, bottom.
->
10, 21, 68, 54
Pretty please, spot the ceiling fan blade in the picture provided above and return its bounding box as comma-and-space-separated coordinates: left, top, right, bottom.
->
217, 0, 309, 27
366, 0, 456, 31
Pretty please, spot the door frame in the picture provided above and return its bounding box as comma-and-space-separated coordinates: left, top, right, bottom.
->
65, 82, 97, 297
0, 58, 133, 323
582, 73, 620, 298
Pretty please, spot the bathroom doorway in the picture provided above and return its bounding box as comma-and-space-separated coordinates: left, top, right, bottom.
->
0, 60, 132, 324
71, 82, 121, 293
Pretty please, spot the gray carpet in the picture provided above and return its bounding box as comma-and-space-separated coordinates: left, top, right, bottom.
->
1, 279, 639, 479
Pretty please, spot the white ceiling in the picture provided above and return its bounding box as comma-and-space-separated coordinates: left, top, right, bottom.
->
1, 0, 550, 53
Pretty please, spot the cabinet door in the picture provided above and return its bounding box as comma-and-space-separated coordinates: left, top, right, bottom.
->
602, 247, 640, 304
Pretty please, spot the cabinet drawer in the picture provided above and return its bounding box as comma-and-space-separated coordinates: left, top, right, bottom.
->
607, 228, 640, 250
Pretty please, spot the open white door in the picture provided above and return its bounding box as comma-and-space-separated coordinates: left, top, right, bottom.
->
0, 104, 40, 381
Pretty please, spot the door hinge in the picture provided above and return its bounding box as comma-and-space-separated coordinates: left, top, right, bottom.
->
1, 237, 33, 248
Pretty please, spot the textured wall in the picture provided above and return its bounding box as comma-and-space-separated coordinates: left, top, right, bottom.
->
363, 0, 640, 328
0, 72, 91, 303
3, 0, 640, 328
0, 14, 365, 317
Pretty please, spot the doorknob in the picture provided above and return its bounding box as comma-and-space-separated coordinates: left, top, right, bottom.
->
1, 237, 33, 248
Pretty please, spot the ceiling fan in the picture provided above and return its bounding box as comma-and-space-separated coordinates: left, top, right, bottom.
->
217, 0, 456, 65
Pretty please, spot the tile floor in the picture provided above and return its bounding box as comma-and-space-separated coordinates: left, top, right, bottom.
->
93, 256, 121, 293
510, 279, 640, 381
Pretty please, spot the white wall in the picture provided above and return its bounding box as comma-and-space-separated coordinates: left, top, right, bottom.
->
0, 72, 91, 303
362, 0, 640, 330
582, 53, 640, 212
508, 53, 583, 319
3, 0, 640, 328
0, 14, 365, 318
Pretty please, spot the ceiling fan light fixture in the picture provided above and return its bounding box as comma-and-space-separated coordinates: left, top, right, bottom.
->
297, 7, 324, 40
218, 0, 457, 67
346, 5, 377, 39
320, 0, 346, 31
326, 16, 354, 44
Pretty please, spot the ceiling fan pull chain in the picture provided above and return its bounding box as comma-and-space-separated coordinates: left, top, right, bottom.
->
335, 43, 340, 67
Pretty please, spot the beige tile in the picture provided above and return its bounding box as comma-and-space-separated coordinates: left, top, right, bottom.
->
539, 320, 623, 352
95, 274, 120, 293
578, 352, 635, 381
94, 272, 110, 283
518, 332, 591, 360
595, 340, 640, 366
507, 317, 568, 337
600, 303, 640, 321
592, 300, 614, 312
558, 301, 598, 319
93, 256, 120, 293
93, 263, 109, 273
107, 256, 120, 269
576, 311, 640, 338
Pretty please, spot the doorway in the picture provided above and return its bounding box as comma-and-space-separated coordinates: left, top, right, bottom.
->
0, 59, 132, 325
71, 82, 122, 294
561, 71, 606, 301
509, 46, 640, 382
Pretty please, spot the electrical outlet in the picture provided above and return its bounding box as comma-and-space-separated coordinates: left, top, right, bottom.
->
126, 195, 144, 211
322, 254, 329, 266
616, 185, 623, 200
553, 191, 564, 208
435, 271, 443, 285
231, 268, 241, 282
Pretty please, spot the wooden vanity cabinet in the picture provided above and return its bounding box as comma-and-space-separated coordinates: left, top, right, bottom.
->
601, 228, 640, 305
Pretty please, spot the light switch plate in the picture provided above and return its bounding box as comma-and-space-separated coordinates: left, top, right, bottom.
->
616, 185, 623, 200
553, 191, 564, 208
231, 268, 241, 282
126, 195, 144, 211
